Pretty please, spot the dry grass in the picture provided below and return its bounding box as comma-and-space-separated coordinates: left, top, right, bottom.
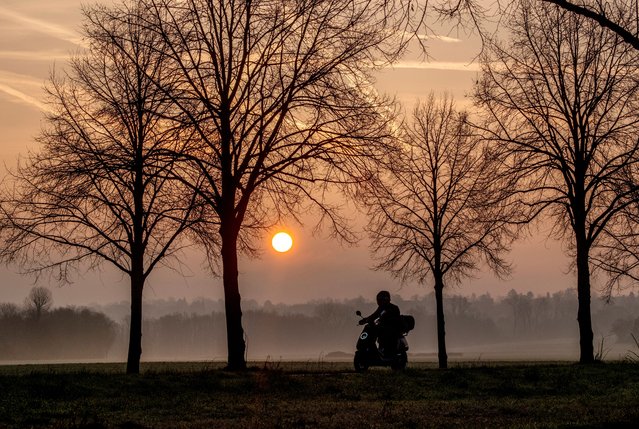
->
1, 361, 638, 428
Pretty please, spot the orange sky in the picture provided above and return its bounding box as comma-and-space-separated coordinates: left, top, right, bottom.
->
0, 0, 575, 307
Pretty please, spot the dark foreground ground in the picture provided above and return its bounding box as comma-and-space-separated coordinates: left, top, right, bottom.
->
1, 361, 638, 428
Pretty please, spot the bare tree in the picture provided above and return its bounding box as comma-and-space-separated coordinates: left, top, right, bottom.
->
532, 1, 639, 301
124, 0, 421, 370
0, 3, 201, 374
361, 95, 519, 368
474, 0, 639, 363
24, 286, 53, 320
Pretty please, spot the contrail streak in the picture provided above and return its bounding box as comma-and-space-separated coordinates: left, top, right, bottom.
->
0, 6, 83, 46
0, 82, 49, 113
391, 61, 480, 71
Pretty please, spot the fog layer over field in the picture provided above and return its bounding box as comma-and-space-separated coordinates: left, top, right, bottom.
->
2, 290, 638, 363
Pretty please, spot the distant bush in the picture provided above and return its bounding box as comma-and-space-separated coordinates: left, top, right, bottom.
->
0, 305, 116, 361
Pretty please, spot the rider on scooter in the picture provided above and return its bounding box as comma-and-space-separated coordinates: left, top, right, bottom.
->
359, 290, 402, 358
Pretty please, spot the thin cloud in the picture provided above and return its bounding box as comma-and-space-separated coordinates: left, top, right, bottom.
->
0, 70, 49, 112
0, 82, 49, 112
0, 50, 73, 61
0, 70, 44, 89
400, 30, 463, 43
416, 34, 463, 43
0, 5, 83, 46
390, 61, 480, 72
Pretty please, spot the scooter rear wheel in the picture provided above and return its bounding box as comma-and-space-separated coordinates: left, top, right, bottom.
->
391, 351, 408, 370
354, 351, 369, 372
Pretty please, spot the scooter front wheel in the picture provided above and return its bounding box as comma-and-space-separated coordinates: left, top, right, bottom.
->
354, 351, 369, 372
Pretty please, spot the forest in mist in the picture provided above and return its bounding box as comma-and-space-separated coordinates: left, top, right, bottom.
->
2, 290, 638, 362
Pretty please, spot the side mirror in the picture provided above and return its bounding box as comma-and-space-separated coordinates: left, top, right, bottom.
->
356, 310, 362, 317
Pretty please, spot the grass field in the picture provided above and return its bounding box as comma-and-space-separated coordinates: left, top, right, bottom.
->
1, 361, 639, 428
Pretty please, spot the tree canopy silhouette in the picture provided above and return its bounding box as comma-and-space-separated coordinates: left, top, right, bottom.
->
361, 94, 520, 368
0, 3, 202, 374
541, 1, 639, 50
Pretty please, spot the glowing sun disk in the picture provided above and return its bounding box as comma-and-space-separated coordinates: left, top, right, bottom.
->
272, 232, 293, 253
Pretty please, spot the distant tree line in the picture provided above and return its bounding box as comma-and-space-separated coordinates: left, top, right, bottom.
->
5, 289, 637, 362
2, 287, 638, 362
110, 291, 639, 360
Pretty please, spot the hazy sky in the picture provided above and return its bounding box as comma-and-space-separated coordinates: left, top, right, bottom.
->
0, 0, 576, 307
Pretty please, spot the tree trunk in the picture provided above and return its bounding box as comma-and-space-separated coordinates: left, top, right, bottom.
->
126, 268, 144, 374
434, 274, 448, 369
221, 226, 247, 370
127, 122, 146, 375
576, 237, 594, 363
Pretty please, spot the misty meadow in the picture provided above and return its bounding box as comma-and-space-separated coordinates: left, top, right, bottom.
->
2, 290, 639, 362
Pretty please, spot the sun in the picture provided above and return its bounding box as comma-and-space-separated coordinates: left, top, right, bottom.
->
272, 231, 293, 253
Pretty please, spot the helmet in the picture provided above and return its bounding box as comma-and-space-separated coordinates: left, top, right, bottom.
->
376, 290, 391, 305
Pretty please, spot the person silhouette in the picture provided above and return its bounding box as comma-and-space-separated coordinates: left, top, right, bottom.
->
359, 290, 401, 357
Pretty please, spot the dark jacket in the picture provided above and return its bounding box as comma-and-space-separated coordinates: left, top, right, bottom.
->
363, 302, 401, 330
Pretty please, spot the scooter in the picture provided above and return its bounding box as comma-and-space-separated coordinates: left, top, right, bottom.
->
353, 310, 414, 372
